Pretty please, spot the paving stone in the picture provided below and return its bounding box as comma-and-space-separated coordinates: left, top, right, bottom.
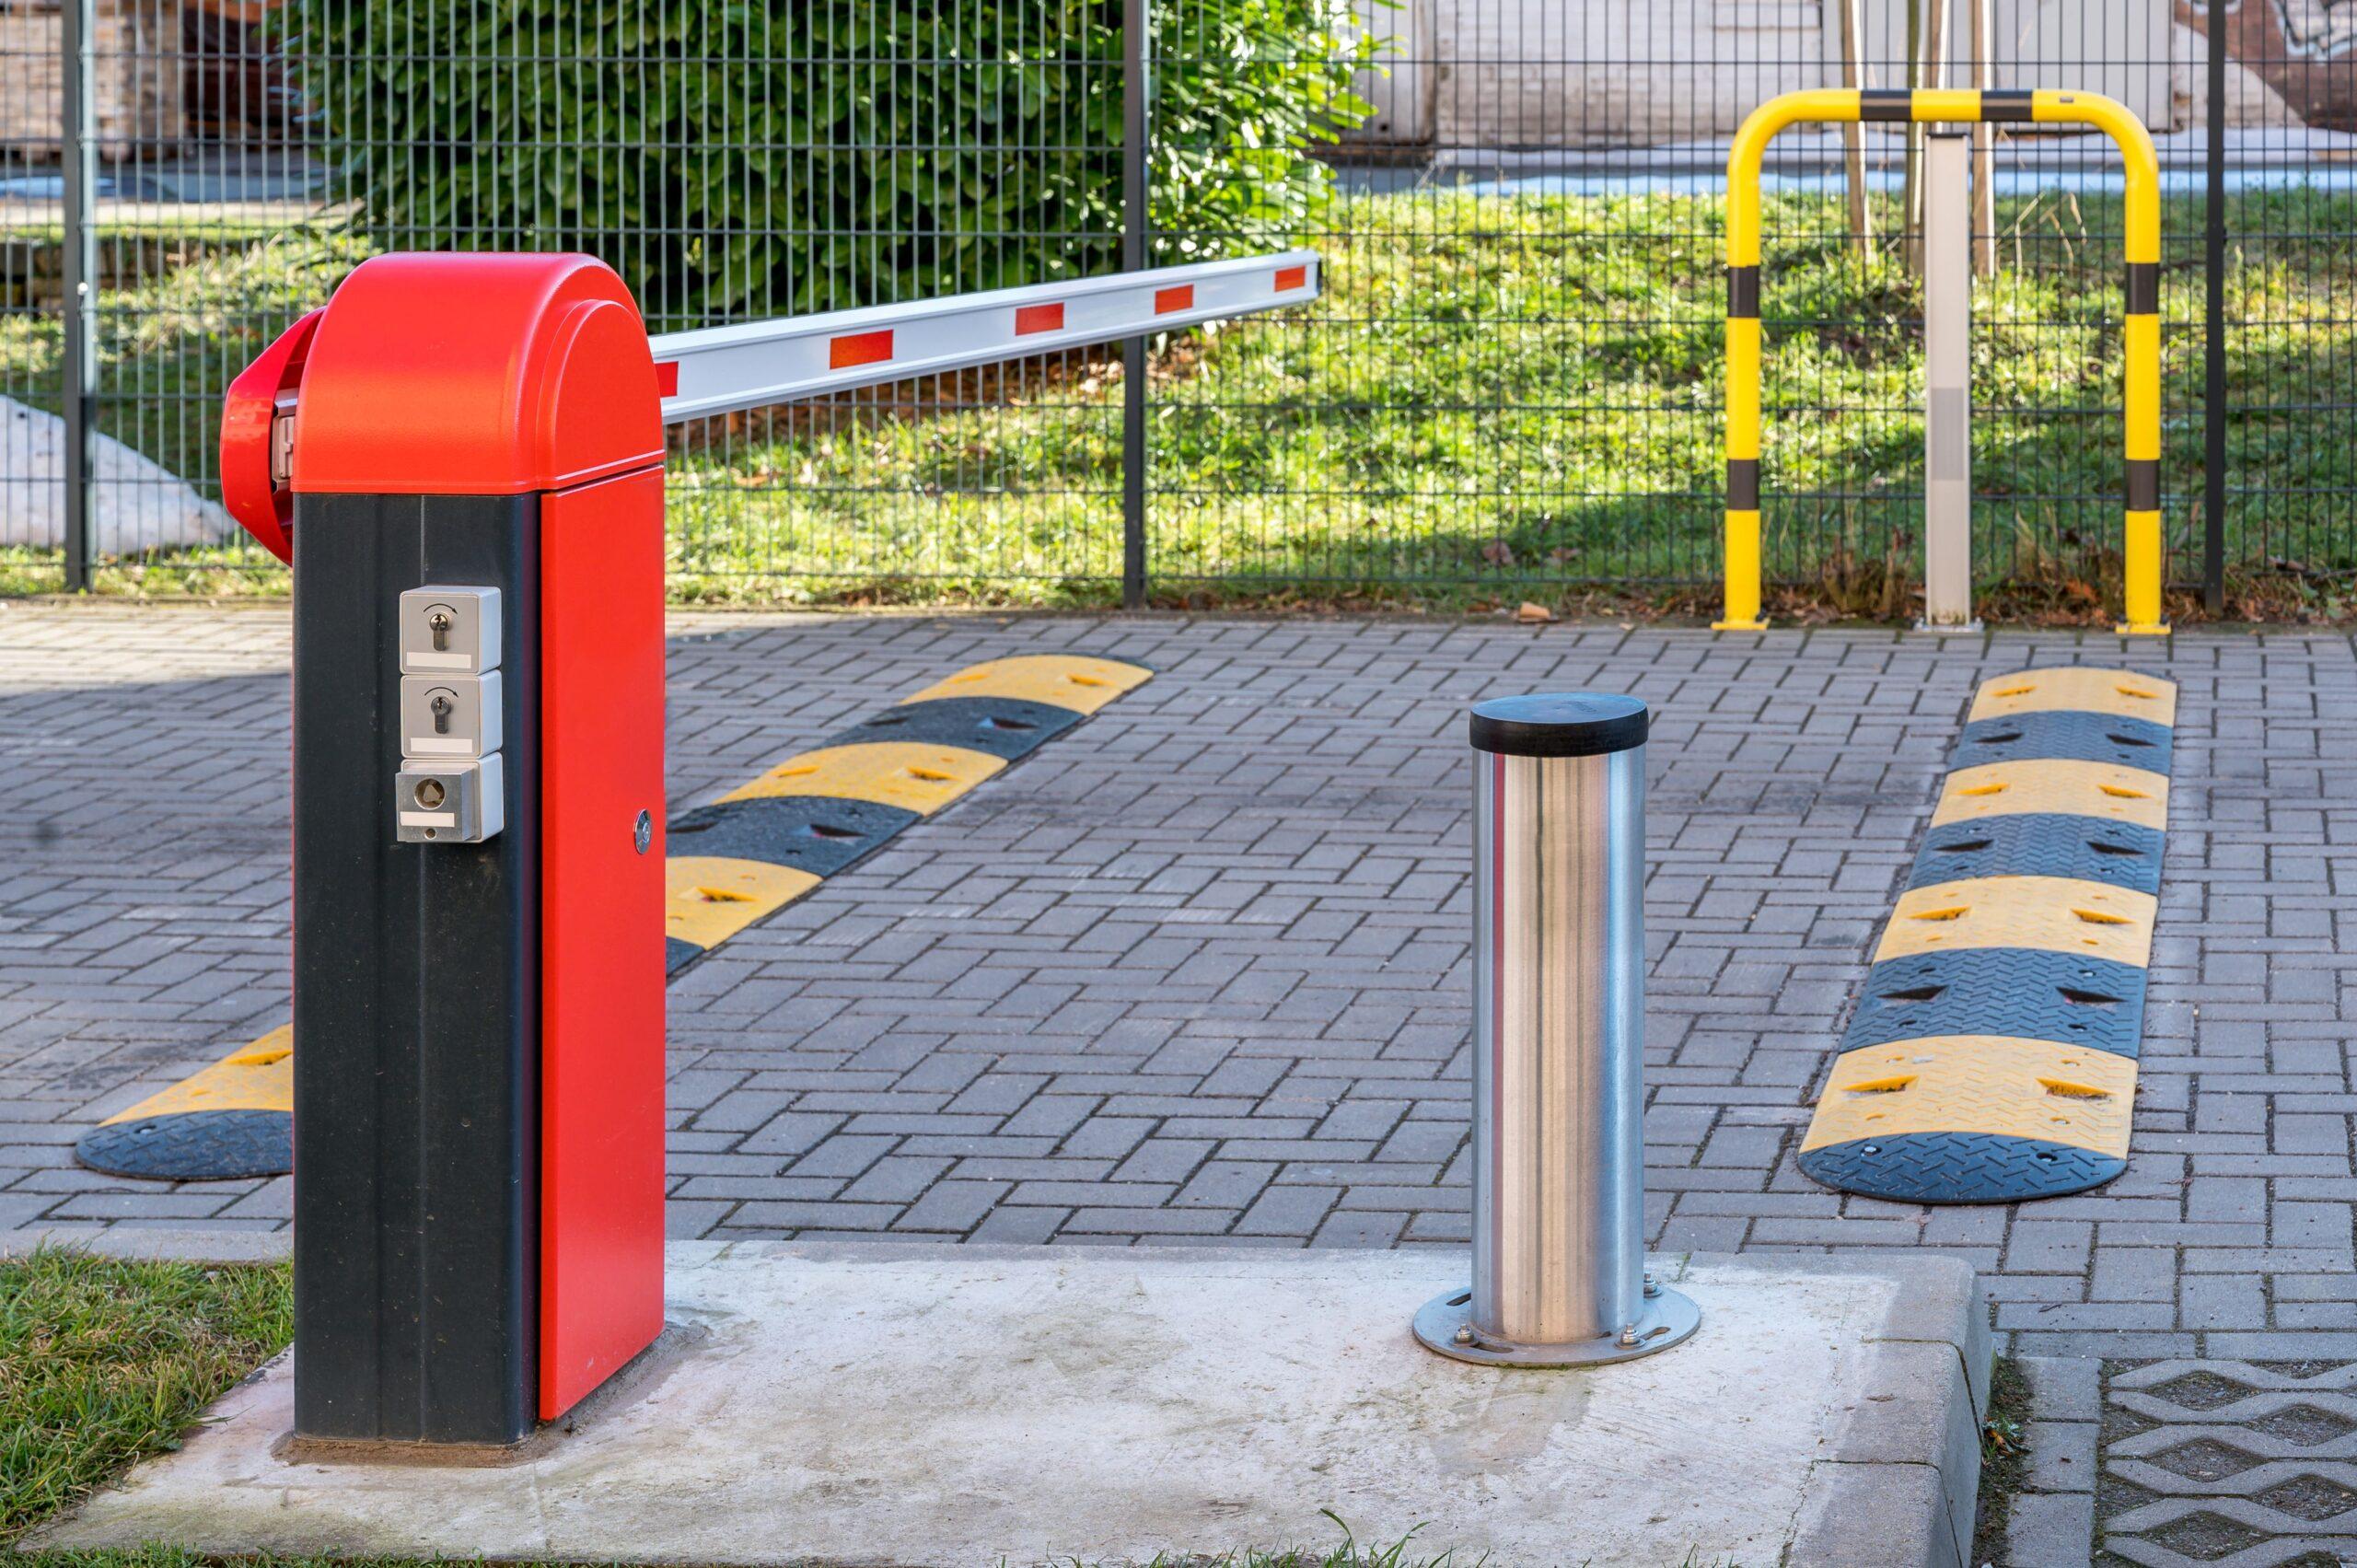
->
2100, 1358, 2357, 1563
2006, 1493, 2096, 1568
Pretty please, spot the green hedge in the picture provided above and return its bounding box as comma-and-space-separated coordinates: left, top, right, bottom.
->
278, 1, 1376, 327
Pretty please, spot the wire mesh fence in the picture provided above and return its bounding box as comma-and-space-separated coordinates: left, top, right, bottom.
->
1, 0, 2351, 613
2211, 0, 2357, 594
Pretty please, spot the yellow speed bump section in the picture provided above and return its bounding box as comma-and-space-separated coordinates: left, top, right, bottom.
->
1875, 876, 2158, 968
899, 655, 1153, 715
1968, 668, 2177, 727
716, 741, 1007, 814
1801, 1036, 2136, 1158
1933, 759, 2169, 832
666, 857, 823, 950
74, 1024, 294, 1180
99, 1025, 293, 1123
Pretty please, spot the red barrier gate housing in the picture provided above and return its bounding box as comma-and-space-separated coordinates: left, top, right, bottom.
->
226, 253, 666, 1444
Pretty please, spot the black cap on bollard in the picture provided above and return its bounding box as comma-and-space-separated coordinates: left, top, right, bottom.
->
1469, 692, 1649, 758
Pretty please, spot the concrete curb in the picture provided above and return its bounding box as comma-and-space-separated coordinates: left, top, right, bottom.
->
0, 1225, 291, 1265
1774, 1252, 1993, 1568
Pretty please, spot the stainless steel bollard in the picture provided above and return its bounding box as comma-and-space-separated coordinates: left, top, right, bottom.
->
1415, 693, 1700, 1367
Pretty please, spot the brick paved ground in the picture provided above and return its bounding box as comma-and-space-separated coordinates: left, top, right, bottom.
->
4, 603, 2352, 1561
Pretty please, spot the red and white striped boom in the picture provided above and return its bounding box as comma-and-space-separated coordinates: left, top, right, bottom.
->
649, 250, 1319, 424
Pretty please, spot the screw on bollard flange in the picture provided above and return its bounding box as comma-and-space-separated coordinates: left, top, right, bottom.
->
1414, 694, 1700, 1370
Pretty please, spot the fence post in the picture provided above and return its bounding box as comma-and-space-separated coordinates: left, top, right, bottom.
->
1969, 0, 1995, 279
1839, 0, 1871, 261
59, 0, 98, 592
1120, 0, 1149, 610
2202, 0, 2227, 616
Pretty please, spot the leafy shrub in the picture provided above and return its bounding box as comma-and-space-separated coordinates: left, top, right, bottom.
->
276, 0, 1377, 328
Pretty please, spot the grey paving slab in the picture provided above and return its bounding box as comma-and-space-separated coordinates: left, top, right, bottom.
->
6, 602, 2356, 1557
2099, 1358, 2357, 1565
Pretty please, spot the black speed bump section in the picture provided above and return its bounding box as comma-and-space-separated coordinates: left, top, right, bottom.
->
1910, 816, 2165, 896
74, 1026, 293, 1180
824, 695, 1083, 761
1798, 1132, 2125, 1205
1842, 948, 2150, 1057
80, 653, 1155, 1179
666, 796, 923, 879
1949, 710, 2173, 772
1800, 667, 2177, 1205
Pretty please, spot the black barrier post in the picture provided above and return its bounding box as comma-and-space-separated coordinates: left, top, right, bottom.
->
2203, 0, 2227, 616
1120, 0, 1149, 610
59, 0, 97, 592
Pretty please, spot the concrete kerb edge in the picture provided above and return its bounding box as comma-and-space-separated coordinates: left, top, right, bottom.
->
0, 1225, 292, 1265
1757, 1249, 1991, 1568
1766, 1249, 1995, 1411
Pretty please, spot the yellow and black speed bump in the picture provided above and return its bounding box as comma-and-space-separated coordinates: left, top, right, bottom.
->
77, 654, 1154, 1180
74, 1027, 294, 1180
659, 653, 1151, 974
1799, 667, 2177, 1205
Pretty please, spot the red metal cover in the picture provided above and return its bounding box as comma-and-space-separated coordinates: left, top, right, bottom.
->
217, 308, 322, 562
539, 465, 668, 1420
293, 253, 665, 496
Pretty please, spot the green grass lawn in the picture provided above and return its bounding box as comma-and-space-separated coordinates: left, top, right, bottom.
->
0, 1249, 290, 1549
7, 189, 2356, 618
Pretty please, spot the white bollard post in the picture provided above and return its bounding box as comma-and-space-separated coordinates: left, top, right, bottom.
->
1920, 129, 1980, 632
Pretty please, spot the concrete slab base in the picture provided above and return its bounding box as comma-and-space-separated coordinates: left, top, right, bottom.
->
31, 1242, 1989, 1567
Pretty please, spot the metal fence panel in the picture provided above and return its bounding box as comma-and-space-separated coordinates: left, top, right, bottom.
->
2207, 0, 2357, 594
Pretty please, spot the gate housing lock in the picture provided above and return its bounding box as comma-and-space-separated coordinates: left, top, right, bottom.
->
397, 756, 505, 843
399, 673, 503, 761
400, 585, 502, 674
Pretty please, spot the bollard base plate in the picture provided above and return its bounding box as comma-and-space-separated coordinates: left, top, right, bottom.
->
1411, 1284, 1701, 1368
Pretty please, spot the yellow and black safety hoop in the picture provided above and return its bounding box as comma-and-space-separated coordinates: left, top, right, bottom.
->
1717, 88, 2165, 636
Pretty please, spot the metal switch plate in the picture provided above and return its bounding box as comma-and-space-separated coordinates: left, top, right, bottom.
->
399, 585, 502, 674
395, 755, 505, 843
400, 671, 503, 760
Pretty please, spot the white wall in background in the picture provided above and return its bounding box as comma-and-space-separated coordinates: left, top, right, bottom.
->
1405, 0, 2171, 150
1342, 0, 1437, 144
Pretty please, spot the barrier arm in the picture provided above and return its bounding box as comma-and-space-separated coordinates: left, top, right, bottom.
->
648, 250, 1319, 423
225, 250, 1321, 555
1717, 88, 2164, 635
